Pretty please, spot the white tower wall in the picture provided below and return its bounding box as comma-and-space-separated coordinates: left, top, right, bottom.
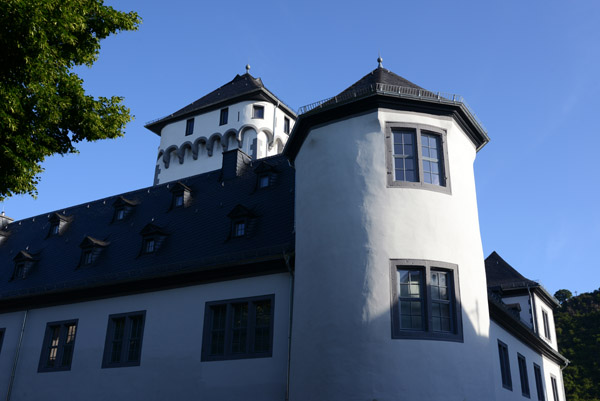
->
290, 109, 496, 401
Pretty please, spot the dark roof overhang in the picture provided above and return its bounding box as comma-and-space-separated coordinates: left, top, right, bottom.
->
285, 91, 489, 163
489, 292, 568, 365
79, 236, 110, 249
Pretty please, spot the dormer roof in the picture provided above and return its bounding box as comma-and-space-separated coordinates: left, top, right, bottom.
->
79, 236, 110, 249
145, 73, 296, 135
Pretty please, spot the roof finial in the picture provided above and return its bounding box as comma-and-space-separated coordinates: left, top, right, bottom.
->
377, 53, 383, 68
245, 64, 251, 74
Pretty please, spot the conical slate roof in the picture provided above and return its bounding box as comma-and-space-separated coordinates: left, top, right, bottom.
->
485, 251, 539, 289
334, 65, 424, 98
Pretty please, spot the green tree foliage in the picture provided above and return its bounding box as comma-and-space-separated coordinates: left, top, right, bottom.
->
554, 288, 600, 401
0, 0, 140, 200
555, 289, 573, 305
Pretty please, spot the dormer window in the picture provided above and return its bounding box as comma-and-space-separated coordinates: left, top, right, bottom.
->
254, 161, 277, 190
227, 205, 255, 240
112, 197, 138, 223
139, 223, 168, 255
258, 174, 270, 188
252, 105, 264, 119
220, 108, 228, 125
170, 182, 191, 209
47, 213, 71, 237
185, 118, 195, 136
12, 250, 37, 280
78, 236, 109, 267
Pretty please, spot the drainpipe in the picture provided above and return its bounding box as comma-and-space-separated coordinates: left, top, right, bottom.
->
527, 286, 538, 335
6, 310, 28, 401
284, 252, 294, 401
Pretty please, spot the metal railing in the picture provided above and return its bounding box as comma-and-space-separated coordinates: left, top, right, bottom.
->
297, 83, 487, 134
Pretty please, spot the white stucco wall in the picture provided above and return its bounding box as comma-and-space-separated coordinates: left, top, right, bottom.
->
290, 109, 496, 401
0, 273, 290, 401
490, 320, 565, 401
533, 292, 558, 350
155, 101, 294, 184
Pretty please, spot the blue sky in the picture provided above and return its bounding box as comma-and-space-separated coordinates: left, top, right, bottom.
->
2, 0, 599, 295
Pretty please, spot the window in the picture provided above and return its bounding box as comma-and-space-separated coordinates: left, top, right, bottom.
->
542, 310, 551, 340
144, 238, 155, 253
518, 353, 531, 398
498, 340, 512, 390
50, 222, 60, 236
38, 320, 78, 372
202, 295, 274, 361
233, 221, 246, 237
550, 375, 559, 401
14, 262, 27, 279
174, 193, 184, 207
185, 118, 194, 136
220, 108, 228, 125
102, 311, 146, 368
390, 259, 462, 341
116, 208, 125, 221
252, 105, 264, 119
534, 364, 545, 401
258, 174, 270, 188
82, 250, 93, 266
283, 117, 290, 134
385, 123, 450, 194
0, 328, 5, 355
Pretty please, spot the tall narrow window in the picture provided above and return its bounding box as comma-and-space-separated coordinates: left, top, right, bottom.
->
185, 118, 194, 136
518, 353, 531, 398
542, 310, 551, 340
498, 340, 512, 390
252, 105, 264, 119
220, 108, 229, 125
0, 328, 4, 355
534, 364, 545, 401
102, 311, 146, 368
397, 270, 424, 330
392, 130, 417, 182
421, 133, 444, 185
283, 117, 290, 134
550, 376, 560, 401
391, 260, 462, 341
38, 320, 78, 372
202, 295, 274, 361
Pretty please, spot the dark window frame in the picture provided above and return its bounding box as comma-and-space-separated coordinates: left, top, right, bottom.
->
550, 375, 560, 401
252, 105, 264, 119
220, 108, 229, 125
81, 249, 94, 266
185, 118, 194, 136
232, 220, 246, 238
283, 117, 290, 134
143, 238, 155, 254
201, 294, 274, 362
0, 328, 5, 355
258, 173, 270, 189
115, 208, 126, 221
498, 340, 513, 390
390, 259, 462, 342
102, 311, 146, 369
534, 363, 546, 401
385, 122, 451, 194
518, 353, 531, 398
542, 309, 551, 340
38, 319, 78, 372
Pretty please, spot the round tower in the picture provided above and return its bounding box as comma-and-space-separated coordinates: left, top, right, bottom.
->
286, 62, 496, 401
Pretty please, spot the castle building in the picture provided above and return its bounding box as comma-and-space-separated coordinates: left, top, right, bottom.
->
0, 60, 567, 401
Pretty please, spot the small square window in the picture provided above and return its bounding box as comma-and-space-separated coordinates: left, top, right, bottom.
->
233, 221, 246, 237
185, 118, 194, 136
283, 117, 290, 134
102, 311, 146, 368
202, 295, 274, 361
252, 105, 264, 119
38, 320, 78, 372
220, 108, 228, 125
258, 174, 270, 188
144, 239, 155, 254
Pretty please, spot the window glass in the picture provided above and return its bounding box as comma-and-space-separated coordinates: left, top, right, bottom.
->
38, 320, 78, 372
398, 270, 423, 330
220, 108, 228, 125
518, 354, 530, 397
422, 133, 443, 185
392, 130, 417, 182
534, 364, 545, 401
252, 105, 264, 119
103, 311, 146, 368
283, 117, 290, 134
498, 340, 512, 390
185, 118, 194, 136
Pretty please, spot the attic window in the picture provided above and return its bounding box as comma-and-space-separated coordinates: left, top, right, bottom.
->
227, 204, 255, 240
254, 161, 277, 190
12, 251, 37, 280
116, 208, 125, 221
233, 221, 246, 237
47, 213, 71, 237
185, 118, 195, 136
258, 174, 270, 188
78, 236, 109, 267
14, 262, 28, 279
252, 105, 264, 119
50, 223, 60, 235
170, 182, 191, 209
139, 223, 168, 255
112, 197, 138, 222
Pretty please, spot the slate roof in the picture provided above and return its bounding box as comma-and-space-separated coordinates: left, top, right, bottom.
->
0, 154, 294, 307
485, 251, 539, 289
334, 66, 424, 98
145, 73, 296, 135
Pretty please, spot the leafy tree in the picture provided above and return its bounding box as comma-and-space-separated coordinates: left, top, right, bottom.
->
555, 288, 600, 401
0, 0, 140, 200
555, 289, 573, 305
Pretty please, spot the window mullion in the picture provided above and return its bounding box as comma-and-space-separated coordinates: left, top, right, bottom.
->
415, 128, 423, 184
122, 317, 132, 362
56, 324, 67, 367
